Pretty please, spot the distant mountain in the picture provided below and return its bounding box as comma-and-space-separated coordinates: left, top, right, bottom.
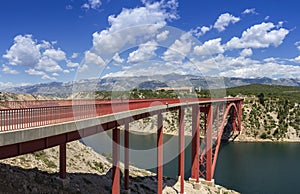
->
3, 74, 300, 97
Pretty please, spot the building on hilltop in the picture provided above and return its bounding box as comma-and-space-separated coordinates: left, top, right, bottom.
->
156, 86, 193, 93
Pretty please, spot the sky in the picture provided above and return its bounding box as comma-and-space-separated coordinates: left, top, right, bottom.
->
0, 0, 300, 88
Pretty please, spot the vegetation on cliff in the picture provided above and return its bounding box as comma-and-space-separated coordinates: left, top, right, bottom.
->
226, 84, 300, 141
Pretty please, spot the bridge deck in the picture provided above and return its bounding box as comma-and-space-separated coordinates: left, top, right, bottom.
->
0, 98, 241, 147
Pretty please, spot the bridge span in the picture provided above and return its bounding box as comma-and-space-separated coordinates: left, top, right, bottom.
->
0, 97, 243, 194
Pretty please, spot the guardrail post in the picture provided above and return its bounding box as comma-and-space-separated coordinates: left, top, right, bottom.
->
157, 113, 163, 194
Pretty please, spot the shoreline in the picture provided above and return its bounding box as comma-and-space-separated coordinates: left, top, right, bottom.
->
120, 127, 300, 143
234, 138, 300, 143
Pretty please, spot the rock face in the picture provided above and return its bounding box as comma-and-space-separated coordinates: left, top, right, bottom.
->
235, 96, 300, 142
0, 141, 239, 193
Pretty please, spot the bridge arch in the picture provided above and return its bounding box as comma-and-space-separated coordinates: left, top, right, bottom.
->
199, 101, 243, 180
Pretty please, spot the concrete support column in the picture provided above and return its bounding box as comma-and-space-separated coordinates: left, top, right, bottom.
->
178, 108, 185, 194
191, 105, 200, 182
59, 143, 67, 179
112, 126, 120, 194
157, 113, 163, 194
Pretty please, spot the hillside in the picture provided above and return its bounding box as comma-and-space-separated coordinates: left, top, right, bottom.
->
0, 92, 60, 109
0, 92, 59, 101
225, 84, 300, 103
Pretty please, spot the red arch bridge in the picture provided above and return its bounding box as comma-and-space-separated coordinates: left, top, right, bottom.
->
0, 97, 243, 194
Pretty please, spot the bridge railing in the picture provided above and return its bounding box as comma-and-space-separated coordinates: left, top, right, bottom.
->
0, 98, 178, 131
0, 98, 241, 132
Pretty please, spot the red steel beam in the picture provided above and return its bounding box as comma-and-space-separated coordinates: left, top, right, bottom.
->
211, 105, 220, 177
59, 143, 67, 179
191, 105, 200, 182
231, 107, 237, 132
124, 121, 130, 190
237, 101, 243, 132
112, 125, 120, 194
178, 108, 185, 194
205, 105, 213, 181
157, 113, 163, 194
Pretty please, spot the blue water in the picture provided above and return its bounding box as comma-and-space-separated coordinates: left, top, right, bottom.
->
214, 142, 300, 194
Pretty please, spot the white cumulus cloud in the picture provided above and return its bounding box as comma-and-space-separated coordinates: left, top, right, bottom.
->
71, 53, 79, 59
43, 48, 66, 61
242, 8, 258, 15
213, 13, 240, 32
226, 22, 289, 49
2, 64, 19, 74
84, 51, 105, 67
162, 32, 193, 62
295, 41, 300, 51
112, 53, 124, 64
66, 61, 80, 67
156, 30, 169, 42
25, 68, 56, 81
294, 56, 300, 63
127, 40, 158, 64
92, 0, 178, 55
36, 56, 63, 72
3, 34, 70, 77
82, 0, 101, 10
194, 38, 224, 56
240, 48, 253, 57
220, 62, 300, 78
3, 35, 41, 66
192, 26, 212, 37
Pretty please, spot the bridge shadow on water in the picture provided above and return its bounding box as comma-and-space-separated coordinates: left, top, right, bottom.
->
0, 162, 179, 194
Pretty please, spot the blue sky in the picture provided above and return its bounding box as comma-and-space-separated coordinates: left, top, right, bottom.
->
0, 0, 300, 88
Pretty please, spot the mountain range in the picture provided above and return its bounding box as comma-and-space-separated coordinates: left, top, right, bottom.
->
3, 74, 300, 97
